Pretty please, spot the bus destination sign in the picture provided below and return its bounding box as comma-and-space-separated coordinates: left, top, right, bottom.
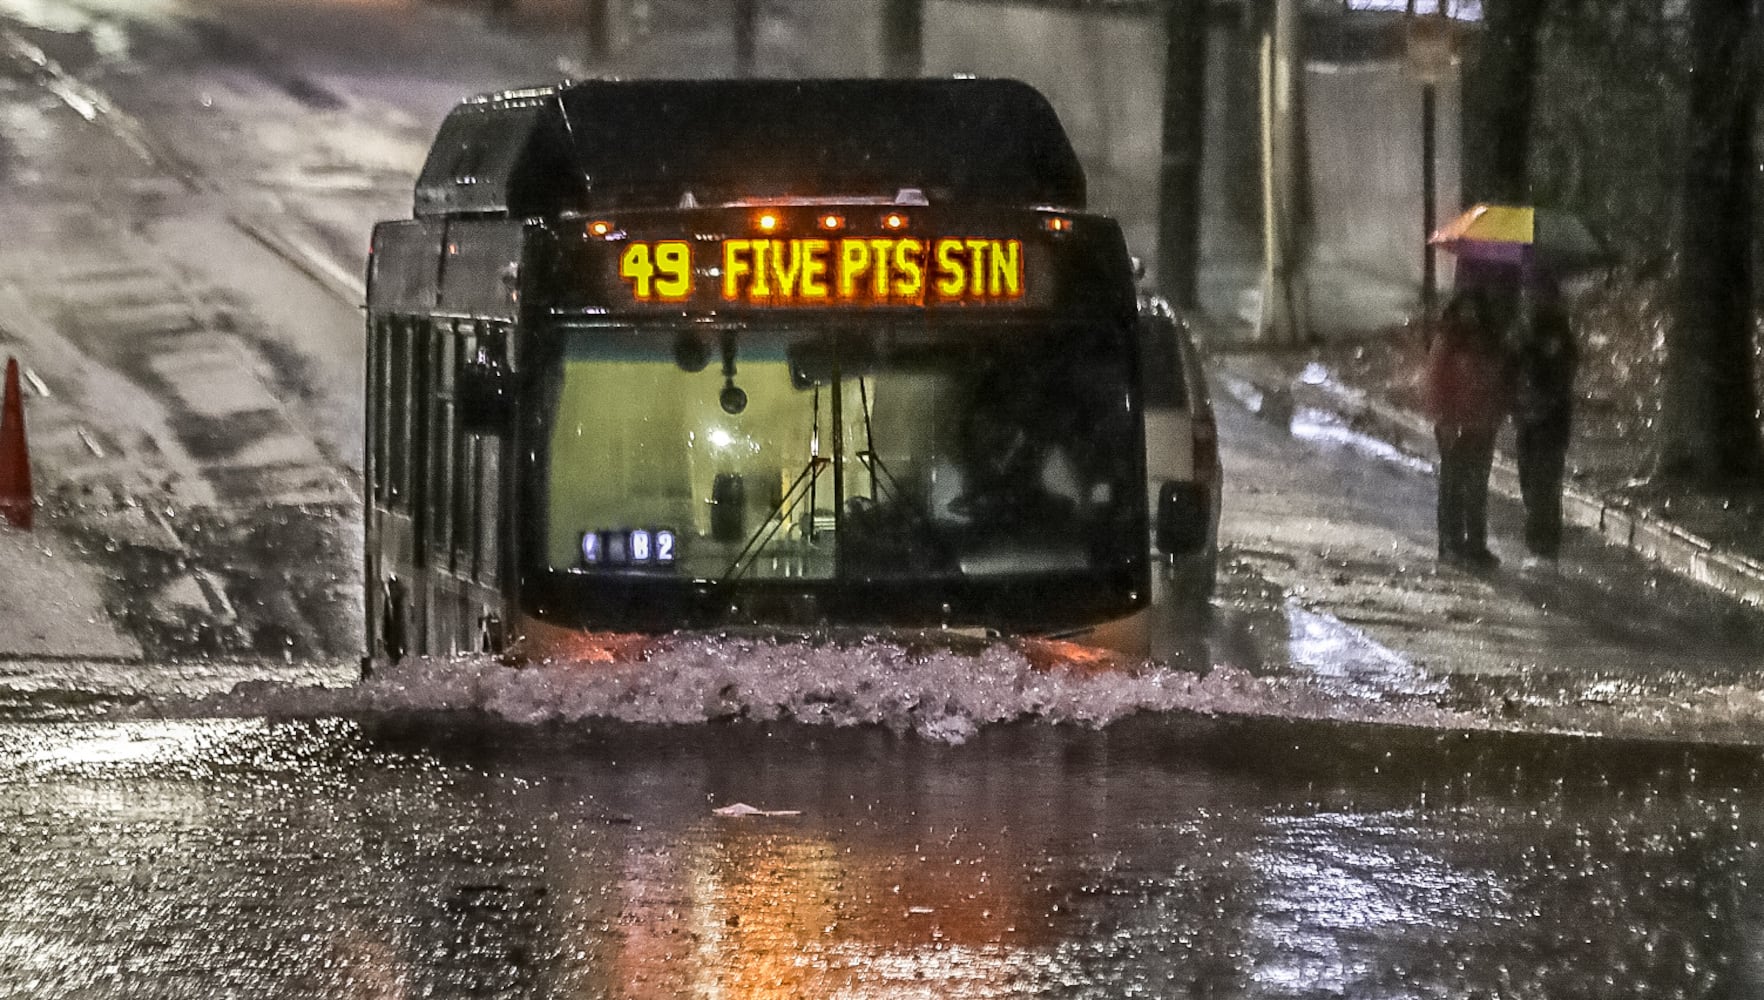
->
613, 237, 1031, 308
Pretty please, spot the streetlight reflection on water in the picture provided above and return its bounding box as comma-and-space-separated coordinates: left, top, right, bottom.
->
0, 717, 1760, 995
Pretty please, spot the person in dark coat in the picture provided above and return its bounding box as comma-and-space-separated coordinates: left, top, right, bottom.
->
1423, 287, 1514, 570
1511, 290, 1578, 564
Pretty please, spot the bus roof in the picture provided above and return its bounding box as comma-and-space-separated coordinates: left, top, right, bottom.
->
413, 78, 1087, 219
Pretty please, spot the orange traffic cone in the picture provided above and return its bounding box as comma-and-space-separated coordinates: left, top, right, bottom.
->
0, 357, 32, 530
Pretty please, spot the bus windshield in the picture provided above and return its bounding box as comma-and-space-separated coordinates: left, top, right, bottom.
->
534, 318, 1142, 587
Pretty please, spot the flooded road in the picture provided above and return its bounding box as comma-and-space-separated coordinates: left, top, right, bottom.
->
0, 2, 1761, 995
5, 715, 1763, 998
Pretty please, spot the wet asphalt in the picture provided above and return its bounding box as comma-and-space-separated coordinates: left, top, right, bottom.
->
0, 3, 1762, 995
3, 715, 1763, 998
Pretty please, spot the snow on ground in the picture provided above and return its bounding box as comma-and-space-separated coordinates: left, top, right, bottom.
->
71, 623, 1761, 750
114, 632, 1485, 745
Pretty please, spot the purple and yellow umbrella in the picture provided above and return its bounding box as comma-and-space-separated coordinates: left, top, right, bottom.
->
1429, 203, 1609, 273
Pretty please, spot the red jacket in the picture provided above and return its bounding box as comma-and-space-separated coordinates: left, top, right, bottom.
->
1422, 319, 1512, 433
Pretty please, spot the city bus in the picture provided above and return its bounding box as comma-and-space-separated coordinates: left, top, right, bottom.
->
363, 78, 1219, 667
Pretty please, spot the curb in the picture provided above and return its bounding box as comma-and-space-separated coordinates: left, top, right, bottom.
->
1213, 352, 1764, 610
229, 213, 367, 308
0, 28, 202, 193
0, 28, 365, 312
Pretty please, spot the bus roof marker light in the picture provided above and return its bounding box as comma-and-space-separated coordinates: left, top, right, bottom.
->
588, 219, 615, 238
819, 214, 844, 231
756, 213, 780, 233
883, 212, 908, 231
1044, 215, 1073, 233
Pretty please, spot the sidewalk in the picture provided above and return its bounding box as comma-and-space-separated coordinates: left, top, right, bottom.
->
1207, 315, 1764, 611
0, 518, 140, 662
0, 321, 225, 664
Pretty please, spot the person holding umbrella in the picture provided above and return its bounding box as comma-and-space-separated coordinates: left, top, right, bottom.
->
1429, 204, 1602, 569
1511, 281, 1578, 566
1422, 284, 1513, 569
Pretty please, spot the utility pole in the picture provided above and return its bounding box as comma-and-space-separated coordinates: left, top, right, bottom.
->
584, 0, 609, 65
1421, 67, 1437, 317
1156, 0, 1210, 311
734, 0, 759, 78
883, 0, 923, 78
1404, 1, 1458, 320
1255, 0, 1310, 343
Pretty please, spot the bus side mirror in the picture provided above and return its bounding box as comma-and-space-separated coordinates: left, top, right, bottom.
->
458, 361, 512, 433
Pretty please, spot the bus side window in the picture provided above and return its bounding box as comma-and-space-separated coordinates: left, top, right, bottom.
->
458, 322, 512, 432
475, 323, 508, 585
429, 323, 456, 568
476, 433, 501, 586
369, 319, 390, 505
454, 321, 505, 586
452, 325, 477, 574
409, 319, 433, 568
387, 318, 410, 509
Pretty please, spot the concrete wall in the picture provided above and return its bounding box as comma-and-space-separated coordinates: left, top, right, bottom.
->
921, 1, 1166, 268
1308, 63, 1454, 286
1301, 59, 1462, 334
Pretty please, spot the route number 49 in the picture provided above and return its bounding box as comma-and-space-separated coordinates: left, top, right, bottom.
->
619, 241, 692, 301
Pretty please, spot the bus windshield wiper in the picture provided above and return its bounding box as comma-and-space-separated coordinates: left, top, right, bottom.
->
717, 456, 830, 585
718, 361, 958, 587
848, 374, 959, 573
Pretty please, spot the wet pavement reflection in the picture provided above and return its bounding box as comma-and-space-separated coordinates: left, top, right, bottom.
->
0, 3, 1759, 996
3, 715, 1762, 998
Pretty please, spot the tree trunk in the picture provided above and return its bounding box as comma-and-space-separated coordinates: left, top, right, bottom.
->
1157, 0, 1210, 310
1460, 0, 1548, 204
1658, 0, 1761, 485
